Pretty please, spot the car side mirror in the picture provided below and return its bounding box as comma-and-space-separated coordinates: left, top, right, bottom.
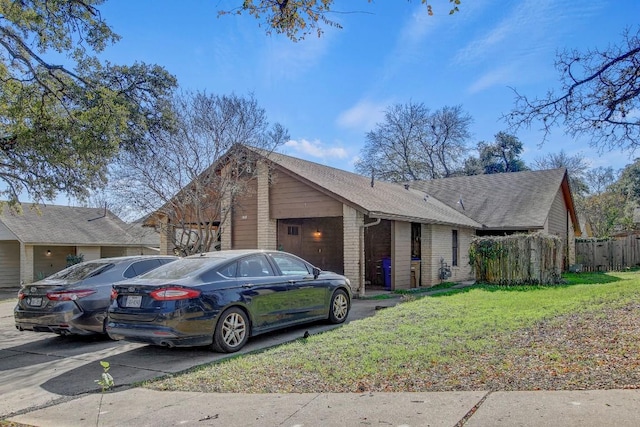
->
312, 267, 321, 279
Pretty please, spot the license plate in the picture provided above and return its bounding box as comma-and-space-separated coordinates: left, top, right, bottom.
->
28, 297, 43, 307
125, 295, 142, 308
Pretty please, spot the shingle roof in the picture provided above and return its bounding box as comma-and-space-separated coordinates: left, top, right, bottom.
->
252, 148, 481, 228
0, 204, 159, 246
409, 168, 571, 230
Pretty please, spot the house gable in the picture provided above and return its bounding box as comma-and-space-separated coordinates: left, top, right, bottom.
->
270, 170, 343, 219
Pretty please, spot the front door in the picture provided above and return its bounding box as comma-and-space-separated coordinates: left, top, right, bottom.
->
278, 222, 302, 254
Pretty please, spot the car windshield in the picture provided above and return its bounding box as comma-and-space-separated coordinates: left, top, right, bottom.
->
138, 257, 223, 280
46, 262, 113, 281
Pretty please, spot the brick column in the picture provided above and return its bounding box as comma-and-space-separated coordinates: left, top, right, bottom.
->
343, 204, 363, 295
220, 191, 232, 250
20, 243, 34, 285
158, 216, 174, 256
257, 161, 277, 249
420, 223, 434, 287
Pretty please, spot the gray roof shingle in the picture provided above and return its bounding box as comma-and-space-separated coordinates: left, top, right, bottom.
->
409, 168, 570, 230
254, 149, 481, 228
0, 204, 159, 246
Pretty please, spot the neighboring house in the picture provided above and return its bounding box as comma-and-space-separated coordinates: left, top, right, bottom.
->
0, 204, 160, 289
149, 146, 580, 296
411, 168, 580, 268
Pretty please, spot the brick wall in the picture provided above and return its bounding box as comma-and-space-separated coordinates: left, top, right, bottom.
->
342, 205, 362, 294
391, 221, 412, 290
421, 224, 474, 286
20, 243, 33, 284
158, 217, 174, 255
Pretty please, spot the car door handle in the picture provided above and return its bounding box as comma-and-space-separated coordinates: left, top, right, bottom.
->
242, 283, 254, 288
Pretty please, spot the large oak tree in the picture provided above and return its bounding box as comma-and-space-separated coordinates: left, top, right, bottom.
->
0, 0, 177, 209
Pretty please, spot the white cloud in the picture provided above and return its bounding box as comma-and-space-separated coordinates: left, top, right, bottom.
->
467, 64, 517, 93
284, 139, 348, 160
336, 99, 388, 132
453, 0, 562, 66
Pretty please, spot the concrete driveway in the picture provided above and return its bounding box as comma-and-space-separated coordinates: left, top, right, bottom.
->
0, 294, 399, 418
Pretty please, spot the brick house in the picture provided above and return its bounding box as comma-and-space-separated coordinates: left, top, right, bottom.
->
0, 205, 160, 289
151, 146, 580, 296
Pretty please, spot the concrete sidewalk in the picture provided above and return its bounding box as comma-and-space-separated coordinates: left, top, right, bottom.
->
6, 387, 640, 426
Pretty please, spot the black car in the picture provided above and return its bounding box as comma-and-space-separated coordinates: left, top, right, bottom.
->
15, 255, 179, 335
107, 250, 352, 352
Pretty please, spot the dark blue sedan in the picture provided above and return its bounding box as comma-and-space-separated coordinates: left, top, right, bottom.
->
107, 250, 352, 352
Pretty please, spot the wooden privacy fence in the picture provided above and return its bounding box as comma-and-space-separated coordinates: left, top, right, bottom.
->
470, 233, 563, 285
575, 235, 640, 272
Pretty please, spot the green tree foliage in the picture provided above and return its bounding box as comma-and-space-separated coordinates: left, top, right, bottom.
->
219, 0, 461, 42
613, 159, 640, 204
505, 27, 640, 152
581, 163, 633, 238
582, 192, 630, 238
355, 103, 472, 182
0, 0, 177, 209
464, 132, 528, 175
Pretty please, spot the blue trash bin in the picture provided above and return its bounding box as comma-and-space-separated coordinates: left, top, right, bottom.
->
381, 257, 391, 290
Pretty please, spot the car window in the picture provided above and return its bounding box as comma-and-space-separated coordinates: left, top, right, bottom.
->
216, 262, 238, 278
140, 258, 216, 280
239, 255, 274, 277
270, 253, 310, 276
47, 262, 114, 281
123, 259, 161, 278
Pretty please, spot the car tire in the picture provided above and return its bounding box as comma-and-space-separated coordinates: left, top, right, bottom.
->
328, 289, 349, 324
212, 307, 250, 353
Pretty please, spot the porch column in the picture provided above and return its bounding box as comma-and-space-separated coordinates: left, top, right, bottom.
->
343, 205, 363, 295
159, 217, 174, 256
391, 221, 411, 290
257, 161, 277, 250
19, 243, 34, 285
220, 191, 232, 250
420, 223, 434, 287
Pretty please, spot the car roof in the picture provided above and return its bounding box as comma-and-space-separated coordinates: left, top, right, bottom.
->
186, 249, 271, 260
79, 255, 179, 265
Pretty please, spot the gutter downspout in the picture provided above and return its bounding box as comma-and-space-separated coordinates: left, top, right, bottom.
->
358, 218, 382, 298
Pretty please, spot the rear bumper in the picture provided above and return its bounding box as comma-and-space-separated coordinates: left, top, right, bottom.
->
106, 322, 213, 348
14, 305, 105, 335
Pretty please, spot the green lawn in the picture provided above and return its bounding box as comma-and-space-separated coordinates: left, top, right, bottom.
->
147, 271, 640, 393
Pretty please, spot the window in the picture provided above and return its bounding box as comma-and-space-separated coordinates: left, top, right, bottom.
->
452, 230, 459, 267
239, 255, 274, 277
270, 253, 310, 276
287, 226, 299, 236
216, 262, 238, 279
124, 259, 161, 278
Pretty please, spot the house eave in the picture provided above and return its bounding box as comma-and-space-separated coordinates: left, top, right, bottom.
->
368, 211, 480, 229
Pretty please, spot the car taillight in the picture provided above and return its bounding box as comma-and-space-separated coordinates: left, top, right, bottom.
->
111, 288, 118, 300
46, 289, 96, 301
150, 287, 200, 301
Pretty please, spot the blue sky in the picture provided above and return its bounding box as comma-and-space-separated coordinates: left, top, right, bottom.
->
96, 0, 639, 174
